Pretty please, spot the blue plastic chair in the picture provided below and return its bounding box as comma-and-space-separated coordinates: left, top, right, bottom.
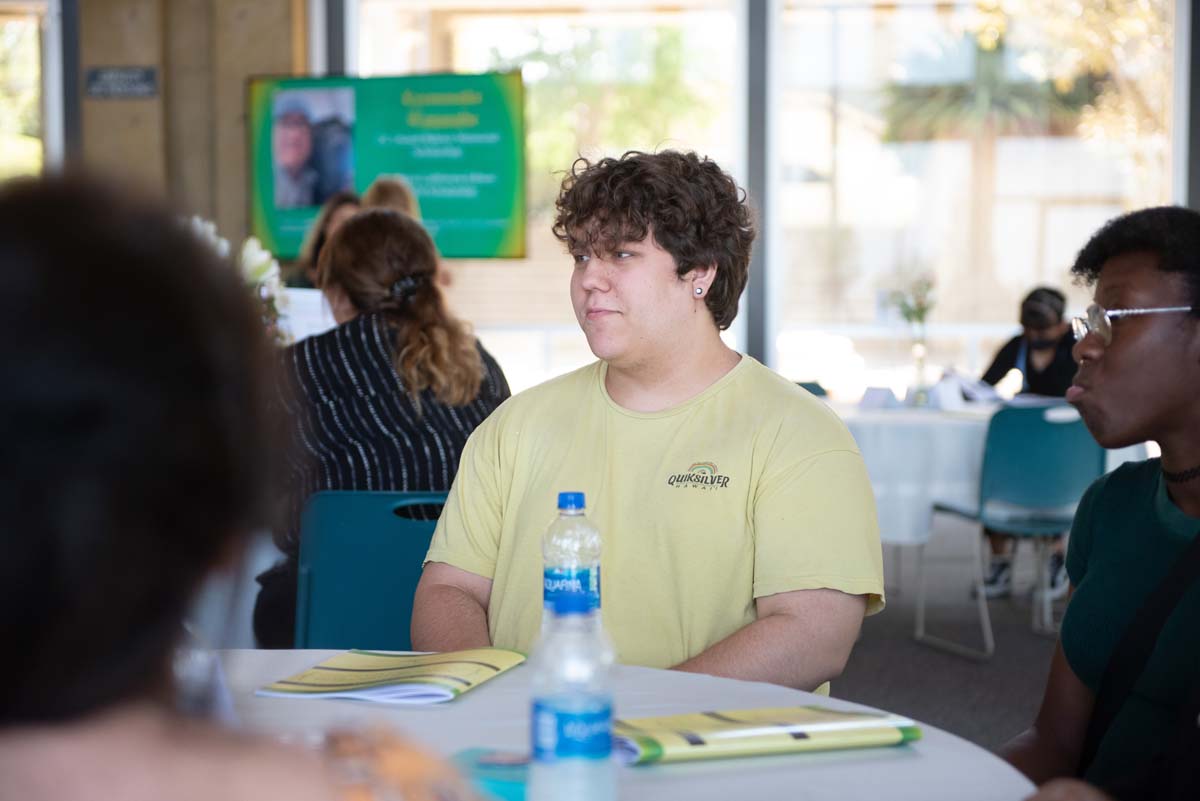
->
797, 380, 829, 397
294, 490, 447, 650
914, 403, 1105, 659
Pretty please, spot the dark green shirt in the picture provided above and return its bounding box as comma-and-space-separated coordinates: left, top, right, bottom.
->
1062, 459, 1200, 788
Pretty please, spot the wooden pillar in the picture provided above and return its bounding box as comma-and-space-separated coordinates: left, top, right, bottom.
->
164, 0, 214, 218
78, 0, 167, 190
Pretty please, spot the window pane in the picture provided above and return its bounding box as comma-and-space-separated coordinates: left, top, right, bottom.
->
0, 11, 42, 179
356, 0, 740, 391
773, 1, 1173, 400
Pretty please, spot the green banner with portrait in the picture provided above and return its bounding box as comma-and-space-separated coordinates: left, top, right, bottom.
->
248, 71, 525, 260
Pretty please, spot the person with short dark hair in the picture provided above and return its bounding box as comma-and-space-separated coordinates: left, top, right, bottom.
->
253, 208, 510, 648
411, 150, 884, 692
982, 286, 1076, 397
978, 285, 1078, 600
0, 176, 476, 801
1003, 206, 1200, 801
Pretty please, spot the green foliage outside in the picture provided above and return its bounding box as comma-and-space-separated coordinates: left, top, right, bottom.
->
488, 25, 709, 216
0, 17, 41, 179
878, 35, 1100, 310
882, 38, 1096, 143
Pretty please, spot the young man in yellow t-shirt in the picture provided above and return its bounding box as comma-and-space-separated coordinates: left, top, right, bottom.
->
412, 150, 884, 691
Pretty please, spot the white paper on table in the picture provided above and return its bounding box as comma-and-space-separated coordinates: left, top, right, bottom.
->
953, 372, 1001, 402
859, 386, 900, 409
928, 377, 965, 411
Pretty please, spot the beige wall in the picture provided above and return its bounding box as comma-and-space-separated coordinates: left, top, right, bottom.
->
79, 0, 306, 241
79, 0, 166, 188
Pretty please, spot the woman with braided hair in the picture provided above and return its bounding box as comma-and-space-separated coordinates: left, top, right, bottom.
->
254, 208, 510, 647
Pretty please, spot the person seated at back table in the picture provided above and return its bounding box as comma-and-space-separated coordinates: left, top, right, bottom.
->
288, 189, 360, 288
361, 175, 452, 289
0, 175, 477, 801
363, 175, 421, 219
253, 209, 510, 648
982, 286, 1076, 397
1002, 207, 1200, 799
411, 150, 885, 692
979, 286, 1077, 601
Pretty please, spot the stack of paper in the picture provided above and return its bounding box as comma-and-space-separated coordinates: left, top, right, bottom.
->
613, 705, 920, 765
256, 648, 525, 705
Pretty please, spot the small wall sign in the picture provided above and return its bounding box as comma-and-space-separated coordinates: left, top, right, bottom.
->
85, 67, 158, 99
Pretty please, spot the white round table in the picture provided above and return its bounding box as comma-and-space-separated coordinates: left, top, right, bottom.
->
838, 405, 992, 546
836, 403, 1149, 546
220, 649, 1034, 801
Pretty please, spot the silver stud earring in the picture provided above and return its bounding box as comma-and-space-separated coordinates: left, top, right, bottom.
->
695, 287, 704, 296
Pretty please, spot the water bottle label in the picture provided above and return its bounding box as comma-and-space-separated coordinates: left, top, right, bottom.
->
543, 566, 600, 612
531, 700, 613, 761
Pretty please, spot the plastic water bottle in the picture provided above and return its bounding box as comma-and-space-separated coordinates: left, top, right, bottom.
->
528, 591, 616, 801
541, 491, 602, 637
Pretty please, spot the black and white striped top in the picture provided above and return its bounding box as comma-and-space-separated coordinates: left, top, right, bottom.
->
274, 312, 510, 557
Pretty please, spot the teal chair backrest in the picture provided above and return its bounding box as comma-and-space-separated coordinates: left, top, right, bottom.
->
978, 404, 1106, 518
295, 490, 447, 650
797, 380, 828, 397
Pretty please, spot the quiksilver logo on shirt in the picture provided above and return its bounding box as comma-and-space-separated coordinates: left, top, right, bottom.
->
667, 461, 730, 490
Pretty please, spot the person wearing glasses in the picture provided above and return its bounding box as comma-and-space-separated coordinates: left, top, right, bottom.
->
1004, 207, 1200, 801
978, 286, 1079, 601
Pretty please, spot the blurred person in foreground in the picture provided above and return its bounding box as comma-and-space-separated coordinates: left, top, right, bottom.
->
0, 176, 476, 801
289, 189, 359, 287
254, 208, 510, 648
978, 287, 1077, 600
1004, 207, 1200, 801
411, 150, 884, 692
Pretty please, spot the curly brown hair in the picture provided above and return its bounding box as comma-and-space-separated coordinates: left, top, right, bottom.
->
317, 209, 483, 408
552, 150, 755, 330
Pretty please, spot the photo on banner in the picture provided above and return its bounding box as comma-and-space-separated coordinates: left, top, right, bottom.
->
248, 71, 526, 259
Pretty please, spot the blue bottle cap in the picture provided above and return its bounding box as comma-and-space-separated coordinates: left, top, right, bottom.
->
553, 591, 591, 616
557, 491, 585, 510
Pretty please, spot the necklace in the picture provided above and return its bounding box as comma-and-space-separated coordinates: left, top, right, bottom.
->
1162, 463, 1200, 483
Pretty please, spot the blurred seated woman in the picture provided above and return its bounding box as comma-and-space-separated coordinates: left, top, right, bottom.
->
288, 189, 359, 287
978, 286, 1078, 599
982, 286, 1075, 398
360, 175, 455, 288
362, 175, 421, 219
254, 209, 510, 647
1003, 207, 1200, 800
0, 176, 476, 801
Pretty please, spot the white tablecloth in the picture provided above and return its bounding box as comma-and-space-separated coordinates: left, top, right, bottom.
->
838, 405, 993, 545
837, 404, 1147, 546
220, 649, 1034, 801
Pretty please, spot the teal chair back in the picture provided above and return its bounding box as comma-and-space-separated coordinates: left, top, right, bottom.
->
797, 380, 828, 397
295, 490, 447, 650
977, 404, 1106, 534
